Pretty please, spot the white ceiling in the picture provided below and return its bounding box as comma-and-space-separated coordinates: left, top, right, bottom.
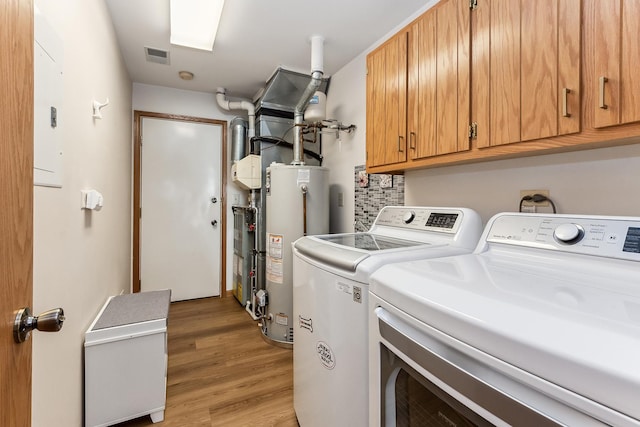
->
104, 0, 432, 99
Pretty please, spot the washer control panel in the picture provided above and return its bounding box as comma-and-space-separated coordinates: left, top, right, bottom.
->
373, 207, 464, 233
553, 223, 585, 244
486, 214, 640, 260
402, 211, 416, 224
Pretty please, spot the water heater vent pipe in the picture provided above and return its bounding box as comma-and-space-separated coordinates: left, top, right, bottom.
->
292, 35, 324, 165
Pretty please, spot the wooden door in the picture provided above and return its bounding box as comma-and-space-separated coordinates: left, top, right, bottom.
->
384, 32, 408, 165
408, 0, 470, 160
474, 0, 580, 147
520, 0, 558, 141
366, 31, 408, 168
556, 0, 581, 136
487, 0, 521, 147
620, 0, 640, 125
1, 0, 34, 426
591, 0, 640, 128
366, 47, 386, 167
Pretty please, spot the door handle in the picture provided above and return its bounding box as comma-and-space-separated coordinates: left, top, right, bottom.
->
211, 220, 218, 227
14, 307, 65, 343
211, 197, 217, 203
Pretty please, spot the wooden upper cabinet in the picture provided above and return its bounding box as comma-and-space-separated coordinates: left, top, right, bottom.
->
473, 0, 581, 148
365, 0, 640, 173
590, 0, 640, 128
408, 0, 471, 160
366, 31, 408, 168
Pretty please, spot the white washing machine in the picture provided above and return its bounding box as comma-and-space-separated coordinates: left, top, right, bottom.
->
291, 206, 482, 427
369, 212, 640, 426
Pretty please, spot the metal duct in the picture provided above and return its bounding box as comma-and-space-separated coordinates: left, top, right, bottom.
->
254, 67, 329, 116
230, 117, 247, 162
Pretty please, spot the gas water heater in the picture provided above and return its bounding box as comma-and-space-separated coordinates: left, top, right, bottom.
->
263, 163, 329, 346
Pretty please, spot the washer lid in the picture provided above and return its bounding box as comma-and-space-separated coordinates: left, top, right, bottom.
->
316, 233, 426, 251
370, 251, 640, 422
294, 233, 427, 271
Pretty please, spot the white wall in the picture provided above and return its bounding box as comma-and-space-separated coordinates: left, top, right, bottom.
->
324, 7, 640, 232
323, 56, 366, 233
32, 1, 132, 425
133, 83, 246, 293
404, 144, 640, 224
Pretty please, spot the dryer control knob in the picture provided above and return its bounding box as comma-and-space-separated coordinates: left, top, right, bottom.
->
554, 223, 584, 244
403, 211, 416, 224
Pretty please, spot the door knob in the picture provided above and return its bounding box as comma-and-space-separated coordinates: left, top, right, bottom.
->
13, 307, 65, 344
211, 197, 217, 203
211, 220, 218, 227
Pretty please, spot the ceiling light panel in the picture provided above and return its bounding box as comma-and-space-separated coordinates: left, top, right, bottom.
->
170, 0, 225, 51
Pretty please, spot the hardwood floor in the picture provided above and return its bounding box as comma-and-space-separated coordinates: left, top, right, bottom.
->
117, 297, 298, 427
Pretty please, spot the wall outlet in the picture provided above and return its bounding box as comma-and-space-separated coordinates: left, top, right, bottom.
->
520, 189, 550, 207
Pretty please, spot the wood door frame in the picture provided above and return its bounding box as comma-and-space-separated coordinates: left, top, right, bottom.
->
133, 111, 228, 298
1, 0, 34, 425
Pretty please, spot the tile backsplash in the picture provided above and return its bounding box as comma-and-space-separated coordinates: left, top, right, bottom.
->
354, 165, 404, 231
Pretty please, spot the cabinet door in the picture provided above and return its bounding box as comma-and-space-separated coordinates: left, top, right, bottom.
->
408, 0, 471, 160
474, 0, 580, 148
367, 48, 386, 167
591, 0, 640, 128
366, 31, 408, 168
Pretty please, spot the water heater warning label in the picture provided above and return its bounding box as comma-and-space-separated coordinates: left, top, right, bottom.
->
297, 169, 310, 186
266, 233, 284, 284
275, 313, 288, 326
266, 257, 283, 284
316, 341, 336, 370
268, 234, 283, 259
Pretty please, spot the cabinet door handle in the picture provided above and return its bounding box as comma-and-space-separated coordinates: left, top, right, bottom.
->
398, 136, 404, 153
409, 132, 416, 150
562, 88, 571, 117
599, 76, 608, 110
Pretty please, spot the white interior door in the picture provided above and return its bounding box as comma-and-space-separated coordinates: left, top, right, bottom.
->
140, 117, 222, 301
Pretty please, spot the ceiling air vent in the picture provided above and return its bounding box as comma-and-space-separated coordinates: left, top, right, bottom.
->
144, 47, 170, 65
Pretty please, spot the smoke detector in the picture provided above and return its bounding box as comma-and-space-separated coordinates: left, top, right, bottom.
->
144, 47, 170, 65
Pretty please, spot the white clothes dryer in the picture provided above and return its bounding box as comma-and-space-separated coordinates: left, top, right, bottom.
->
369, 212, 640, 427
292, 206, 482, 427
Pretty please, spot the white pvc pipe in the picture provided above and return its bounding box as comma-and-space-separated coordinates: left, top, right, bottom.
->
216, 88, 255, 138
311, 35, 324, 74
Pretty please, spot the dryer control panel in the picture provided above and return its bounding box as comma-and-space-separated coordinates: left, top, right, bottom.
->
486, 213, 640, 261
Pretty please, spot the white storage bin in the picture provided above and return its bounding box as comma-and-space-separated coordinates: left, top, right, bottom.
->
84, 290, 171, 427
